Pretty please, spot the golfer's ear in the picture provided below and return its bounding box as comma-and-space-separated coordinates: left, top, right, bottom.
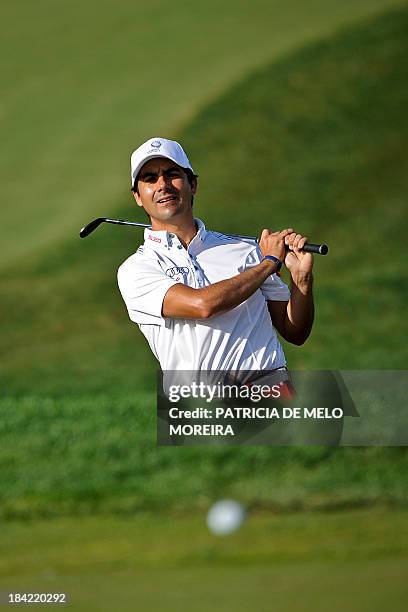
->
191, 176, 198, 195
133, 191, 143, 208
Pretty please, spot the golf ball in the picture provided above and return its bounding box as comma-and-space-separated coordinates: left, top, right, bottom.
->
206, 499, 246, 535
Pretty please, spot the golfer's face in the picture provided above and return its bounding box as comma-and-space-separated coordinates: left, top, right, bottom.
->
134, 158, 196, 223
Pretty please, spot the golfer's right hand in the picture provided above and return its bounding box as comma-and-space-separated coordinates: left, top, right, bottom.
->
259, 228, 294, 262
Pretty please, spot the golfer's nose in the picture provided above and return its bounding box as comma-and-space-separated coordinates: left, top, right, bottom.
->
156, 173, 169, 191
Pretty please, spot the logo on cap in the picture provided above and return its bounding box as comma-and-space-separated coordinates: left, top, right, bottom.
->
150, 140, 162, 149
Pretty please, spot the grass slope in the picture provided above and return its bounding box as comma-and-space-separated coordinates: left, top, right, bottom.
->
0, 7, 407, 519
181, 5, 408, 370
1, 5, 407, 396
0, 0, 401, 266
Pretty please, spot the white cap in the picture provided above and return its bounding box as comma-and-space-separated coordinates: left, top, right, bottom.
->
130, 137, 195, 188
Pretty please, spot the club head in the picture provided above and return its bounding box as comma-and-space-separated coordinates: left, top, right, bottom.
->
79, 218, 106, 238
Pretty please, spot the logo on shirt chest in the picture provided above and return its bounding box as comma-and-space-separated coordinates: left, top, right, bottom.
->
165, 266, 189, 281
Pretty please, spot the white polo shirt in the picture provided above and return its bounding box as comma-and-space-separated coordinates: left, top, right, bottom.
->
117, 218, 290, 371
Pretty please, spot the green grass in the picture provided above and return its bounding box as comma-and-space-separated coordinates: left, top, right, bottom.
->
0, 393, 407, 519
1, 6, 408, 520
1, 4, 407, 398
181, 5, 408, 370
1, 0, 400, 266
1, 509, 407, 611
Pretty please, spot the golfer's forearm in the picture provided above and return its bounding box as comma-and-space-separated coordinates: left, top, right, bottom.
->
284, 273, 314, 345
162, 260, 277, 319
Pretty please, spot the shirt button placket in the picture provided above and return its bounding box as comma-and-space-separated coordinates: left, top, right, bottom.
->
189, 255, 200, 288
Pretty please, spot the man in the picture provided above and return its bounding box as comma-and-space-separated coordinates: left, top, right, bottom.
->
117, 137, 314, 385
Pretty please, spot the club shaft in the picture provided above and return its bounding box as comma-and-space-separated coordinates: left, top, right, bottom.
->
79, 217, 328, 254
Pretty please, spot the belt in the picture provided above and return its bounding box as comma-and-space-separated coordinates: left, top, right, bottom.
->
242, 367, 296, 401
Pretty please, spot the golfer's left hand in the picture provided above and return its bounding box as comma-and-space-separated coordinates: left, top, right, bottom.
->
284, 232, 314, 279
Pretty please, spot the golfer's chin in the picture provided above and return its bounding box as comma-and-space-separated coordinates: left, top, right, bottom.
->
154, 201, 185, 221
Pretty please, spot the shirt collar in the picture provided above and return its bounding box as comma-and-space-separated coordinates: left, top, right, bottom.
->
143, 218, 207, 253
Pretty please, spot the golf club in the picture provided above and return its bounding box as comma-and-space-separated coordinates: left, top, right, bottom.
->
79, 217, 329, 255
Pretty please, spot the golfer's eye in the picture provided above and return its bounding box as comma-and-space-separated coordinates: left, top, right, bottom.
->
141, 174, 157, 183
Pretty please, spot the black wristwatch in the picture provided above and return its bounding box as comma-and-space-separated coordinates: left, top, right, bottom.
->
262, 255, 283, 272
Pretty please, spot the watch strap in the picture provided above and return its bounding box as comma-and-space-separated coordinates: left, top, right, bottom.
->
262, 255, 282, 271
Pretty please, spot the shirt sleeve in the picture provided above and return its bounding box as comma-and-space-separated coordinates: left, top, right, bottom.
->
117, 254, 179, 326
244, 246, 290, 302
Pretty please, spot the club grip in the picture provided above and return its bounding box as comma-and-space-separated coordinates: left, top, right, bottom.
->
301, 243, 328, 255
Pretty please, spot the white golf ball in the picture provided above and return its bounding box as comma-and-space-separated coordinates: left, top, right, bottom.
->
206, 499, 246, 535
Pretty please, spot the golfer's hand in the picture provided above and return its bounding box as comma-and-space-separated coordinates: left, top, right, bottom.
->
284, 232, 314, 279
259, 228, 294, 262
